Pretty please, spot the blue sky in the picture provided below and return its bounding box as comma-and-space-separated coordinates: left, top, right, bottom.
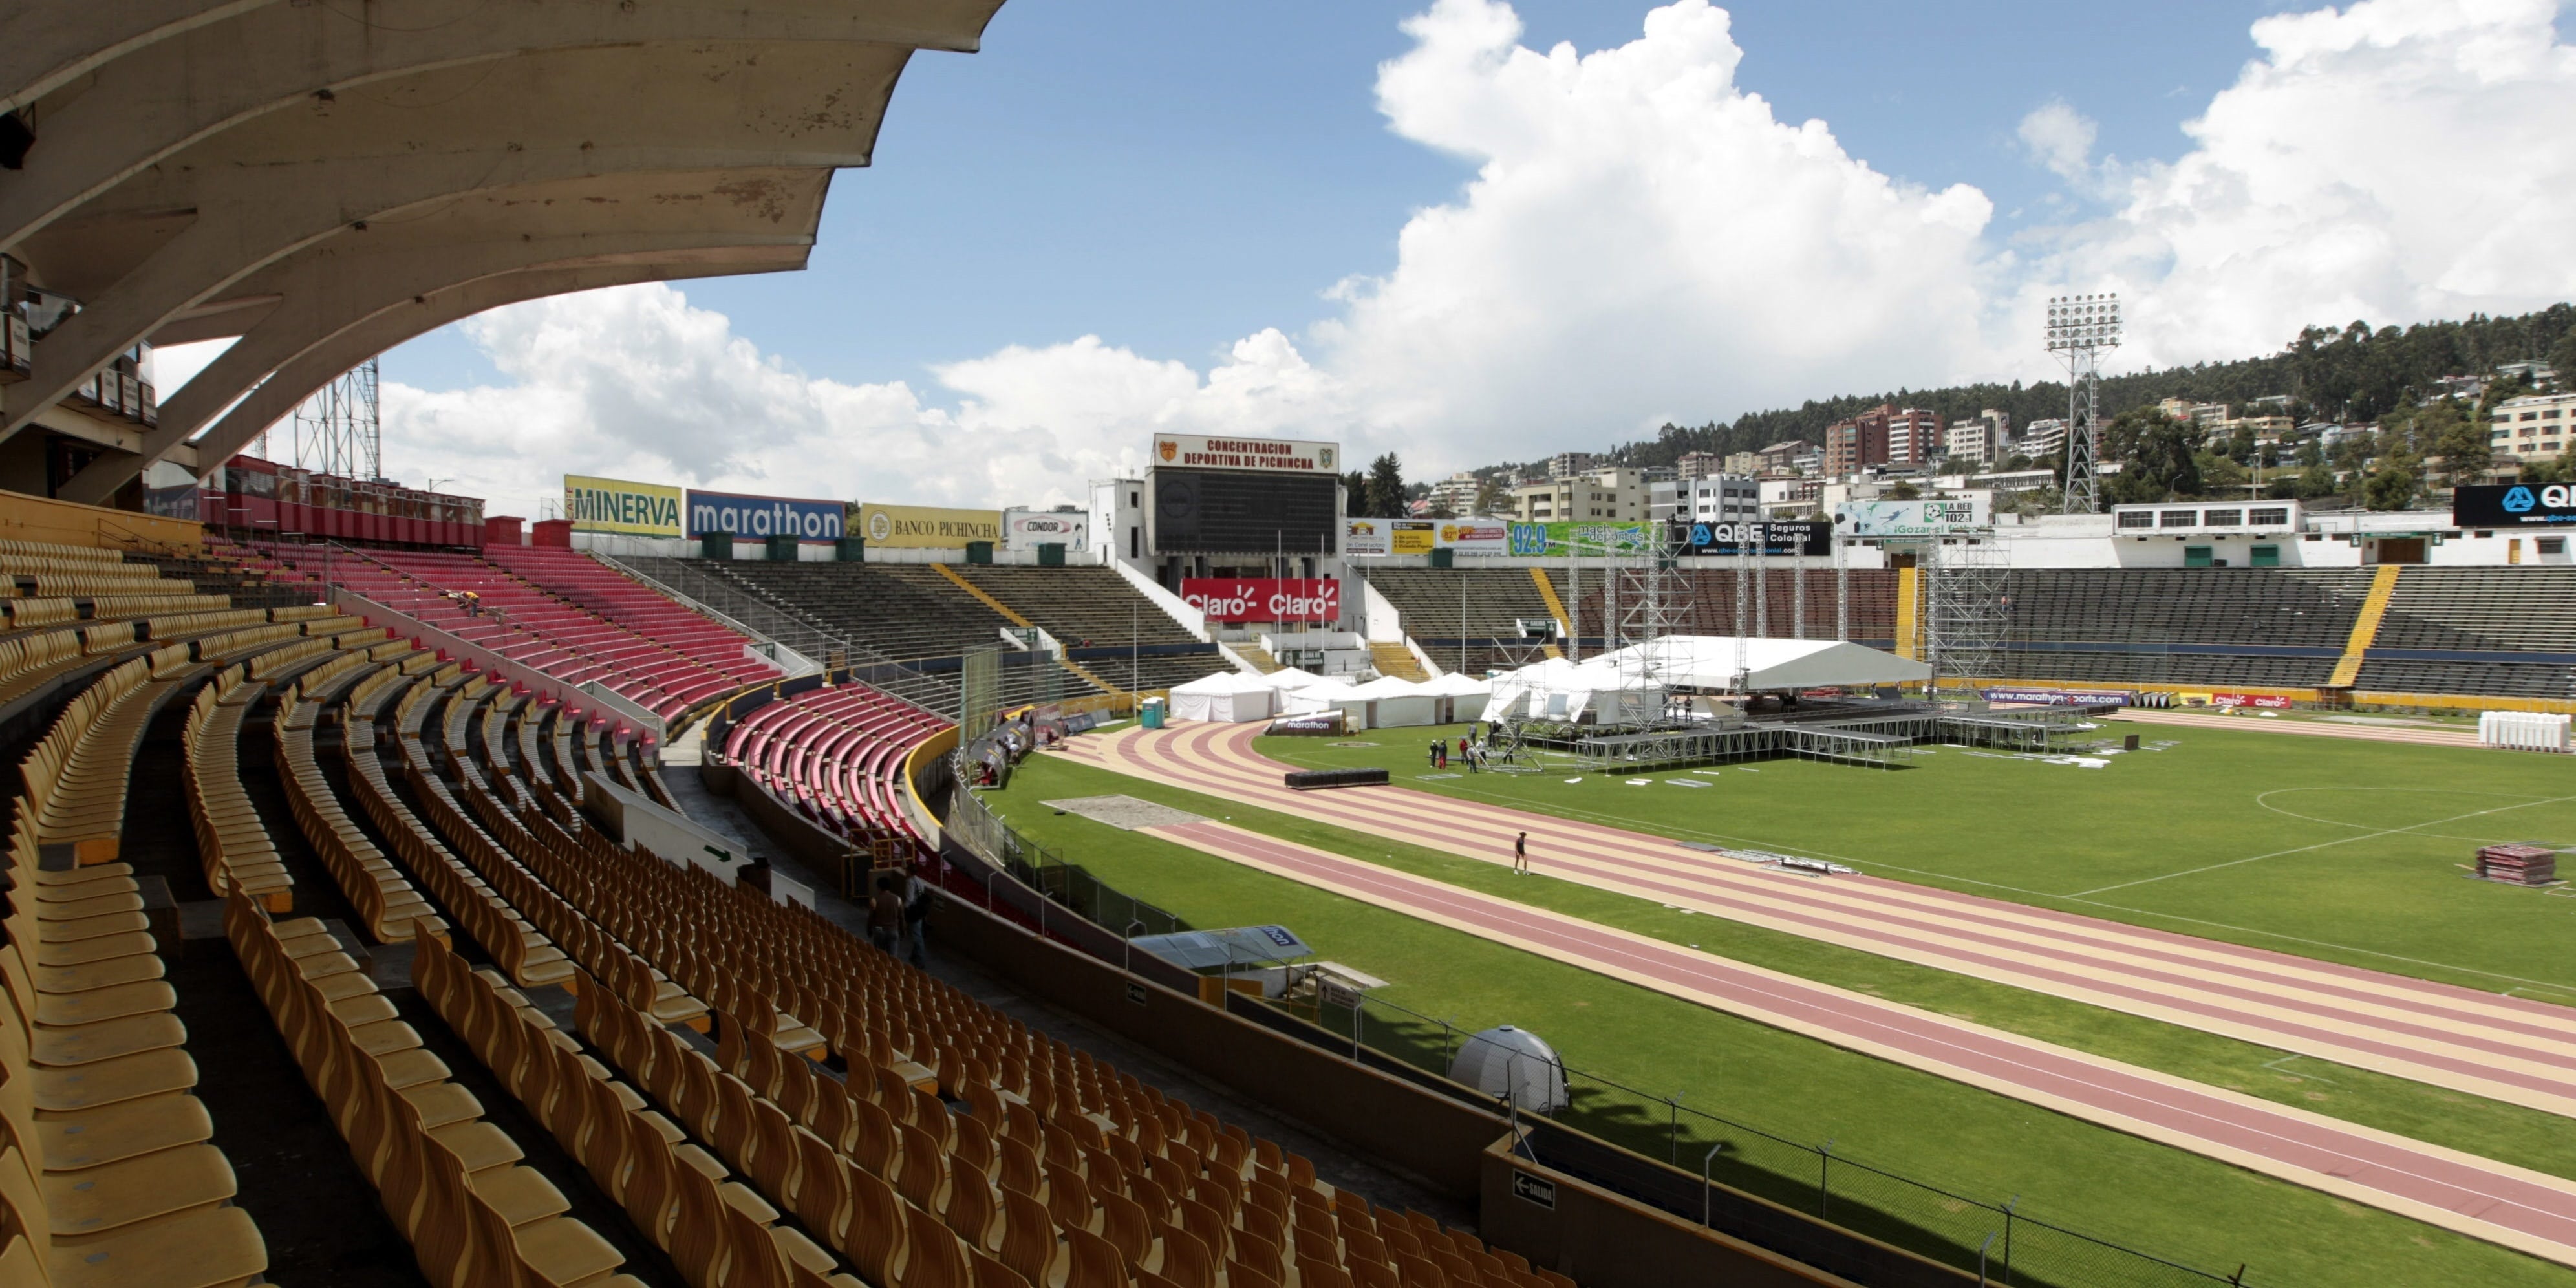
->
389, 1, 2294, 396
351, 0, 2576, 513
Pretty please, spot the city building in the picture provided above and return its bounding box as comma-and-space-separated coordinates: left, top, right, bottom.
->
1723, 450, 1761, 476
1512, 466, 1648, 523
1943, 409, 2010, 465
1649, 474, 1760, 524
1545, 451, 1598, 480
1425, 471, 1485, 516
2017, 417, 2068, 463
1823, 407, 1938, 478
1676, 451, 1726, 479
1756, 438, 1818, 475
1759, 476, 1823, 517
2489, 392, 2575, 458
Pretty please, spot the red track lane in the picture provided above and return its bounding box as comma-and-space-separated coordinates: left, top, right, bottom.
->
1058, 722, 2576, 1115
1146, 817, 2576, 1264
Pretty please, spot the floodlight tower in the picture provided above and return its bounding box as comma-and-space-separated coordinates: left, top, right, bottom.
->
288, 356, 383, 481
2045, 294, 2119, 514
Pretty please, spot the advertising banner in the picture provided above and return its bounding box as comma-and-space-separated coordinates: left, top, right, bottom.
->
1981, 687, 2134, 707
855, 502, 1003, 548
1435, 520, 1509, 555
1344, 518, 1391, 557
1151, 434, 1339, 475
2212, 692, 2294, 709
565, 474, 684, 537
1835, 498, 1992, 538
2455, 484, 2576, 528
687, 489, 845, 542
1390, 520, 1436, 555
1180, 577, 1341, 623
1002, 508, 1089, 552
1681, 520, 1832, 557
1509, 523, 1550, 557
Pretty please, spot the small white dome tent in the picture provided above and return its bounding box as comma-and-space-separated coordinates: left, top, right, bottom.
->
1446, 1025, 1569, 1113
1167, 671, 1279, 723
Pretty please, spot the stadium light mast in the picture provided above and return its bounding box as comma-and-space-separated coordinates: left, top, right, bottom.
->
2045, 294, 2119, 514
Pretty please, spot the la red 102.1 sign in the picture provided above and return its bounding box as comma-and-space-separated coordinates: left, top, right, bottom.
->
1180, 578, 1341, 623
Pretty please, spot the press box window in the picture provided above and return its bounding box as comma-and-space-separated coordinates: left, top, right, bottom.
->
2249, 507, 2290, 526
2117, 511, 2154, 530
2202, 509, 2243, 527
2160, 510, 2199, 528
2542, 538, 2568, 555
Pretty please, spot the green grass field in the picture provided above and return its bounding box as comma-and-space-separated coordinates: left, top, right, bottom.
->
982, 740, 2576, 1288
1257, 721, 2576, 998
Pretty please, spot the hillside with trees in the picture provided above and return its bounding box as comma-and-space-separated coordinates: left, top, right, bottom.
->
1580, 305, 2575, 477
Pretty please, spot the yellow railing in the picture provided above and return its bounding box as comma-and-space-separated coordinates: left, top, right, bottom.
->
2325, 564, 2401, 689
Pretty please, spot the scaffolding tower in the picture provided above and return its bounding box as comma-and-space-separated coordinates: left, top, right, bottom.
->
282, 356, 382, 480
1920, 537, 2009, 700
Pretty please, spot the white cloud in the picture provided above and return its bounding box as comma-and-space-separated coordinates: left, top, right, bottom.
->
338, 0, 2576, 508
380, 287, 1344, 519
2049, 0, 2576, 367
2016, 100, 2098, 182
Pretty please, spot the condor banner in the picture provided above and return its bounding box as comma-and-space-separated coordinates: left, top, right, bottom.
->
1682, 521, 1832, 557
687, 489, 845, 542
1180, 578, 1340, 623
2456, 484, 2576, 528
1001, 508, 1088, 552
565, 475, 683, 537
854, 503, 1002, 548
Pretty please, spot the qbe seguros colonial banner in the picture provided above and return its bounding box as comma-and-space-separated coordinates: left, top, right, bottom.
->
564, 475, 683, 537
1179, 578, 1340, 622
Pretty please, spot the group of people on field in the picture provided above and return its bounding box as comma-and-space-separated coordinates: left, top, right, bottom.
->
1429, 730, 1493, 773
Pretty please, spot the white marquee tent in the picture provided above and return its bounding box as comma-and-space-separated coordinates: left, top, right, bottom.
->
1168, 670, 1279, 723
1415, 671, 1494, 723
1342, 676, 1440, 729
1483, 657, 1662, 724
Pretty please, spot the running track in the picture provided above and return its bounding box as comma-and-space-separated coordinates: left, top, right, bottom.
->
1057, 723, 2576, 1120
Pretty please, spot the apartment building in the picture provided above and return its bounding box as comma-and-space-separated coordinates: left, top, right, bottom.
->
1823, 407, 1938, 477
1512, 466, 1649, 522
2491, 392, 2575, 458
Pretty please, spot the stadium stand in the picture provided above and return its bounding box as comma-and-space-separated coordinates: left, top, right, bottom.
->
721, 685, 948, 856
1986, 568, 2374, 691
2358, 568, 2576, 701
261, 544, 777, 722
1365, 568, 1563, 676
948, 566, 1231, 694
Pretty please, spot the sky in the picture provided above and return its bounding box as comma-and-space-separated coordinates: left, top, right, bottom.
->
156, 0, 2576, 517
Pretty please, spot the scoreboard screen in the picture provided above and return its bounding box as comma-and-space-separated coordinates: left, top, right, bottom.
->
1152, 467, 1339, 553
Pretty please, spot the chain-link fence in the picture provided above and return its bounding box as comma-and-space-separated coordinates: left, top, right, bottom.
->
1322, 990, 2255, 1288
943, 776, 1189, 941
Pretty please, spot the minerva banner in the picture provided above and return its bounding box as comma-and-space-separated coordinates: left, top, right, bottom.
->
564, 474, 683, 537
1179, 578, 1341, 622
687, 489, 846, 542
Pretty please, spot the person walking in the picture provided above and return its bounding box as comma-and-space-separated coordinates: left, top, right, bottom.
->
868, 875, 904, 954
1513, 830, 1529, 875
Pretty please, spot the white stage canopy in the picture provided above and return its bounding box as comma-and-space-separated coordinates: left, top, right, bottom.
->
1168, 670, 1280, 723
1598, 636, 1929, 692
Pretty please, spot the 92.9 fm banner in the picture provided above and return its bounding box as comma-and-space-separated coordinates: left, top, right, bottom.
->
1180, 578, 1341, 623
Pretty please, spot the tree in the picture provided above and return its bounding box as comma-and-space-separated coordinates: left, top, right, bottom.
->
1340, 470, 1368, 517
1472, 475, 1510, 516
1885, 481, 1921, 500
2107, 413, 2202, 503
2409, 401, 2497, 485
2363, 446, 2425, 510
2550, 327, 2576, 391
1363, 453, 1408, 519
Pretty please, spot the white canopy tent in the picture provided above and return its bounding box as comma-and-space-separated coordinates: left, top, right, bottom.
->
1341, 675, 1440, 729
1278, 676, 1361, 718
1483, 657, 1662, 725
1168, 670, 1280, 723
1253, 666, 1325, 691
1415, 671, 1494, 724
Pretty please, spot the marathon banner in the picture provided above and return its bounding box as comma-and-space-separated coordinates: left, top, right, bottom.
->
687, 489, 846, 542
2454, 484, 2576, 527
1180, 577, 1341, 623
1982, 687, 2135, 707
564, 474, 683, 537
1680, 520, 1831, 557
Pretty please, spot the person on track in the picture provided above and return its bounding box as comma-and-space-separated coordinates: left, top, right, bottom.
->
1513, 831, 1529, 875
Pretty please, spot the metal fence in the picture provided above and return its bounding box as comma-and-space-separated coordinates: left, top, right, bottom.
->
1319, 989, 2255, 1288
942, 773, 1189, 941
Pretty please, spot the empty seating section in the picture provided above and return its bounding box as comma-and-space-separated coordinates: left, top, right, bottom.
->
2360, 568, 2576, 700
1366, 570, 1561, 676
1975, 569, 2370, 690
267, 545, 776, 721
722, 687, 949, 850
953, 568, 1232, 692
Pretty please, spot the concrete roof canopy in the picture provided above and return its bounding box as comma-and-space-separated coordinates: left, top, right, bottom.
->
0, 0, 1005, 497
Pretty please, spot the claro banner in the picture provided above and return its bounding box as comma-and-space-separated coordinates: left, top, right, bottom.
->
687, 489, 845, 542
2455, 484, 2576, 527
564, 474, 683, 537
1180, 578, 1341, 623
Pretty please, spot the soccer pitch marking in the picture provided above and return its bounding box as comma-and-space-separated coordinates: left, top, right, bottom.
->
1250, 741, 2576, 994
2072, 792, 2576, 897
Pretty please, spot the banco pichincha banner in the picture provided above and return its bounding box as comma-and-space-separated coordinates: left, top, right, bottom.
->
565, 474, 684, 537
687, 489, 846, 542
853, 502, 1004, 548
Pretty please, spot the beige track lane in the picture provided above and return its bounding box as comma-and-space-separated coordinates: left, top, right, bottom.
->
1051, 723, 2576, 1118
1129, 815, 2576, 1267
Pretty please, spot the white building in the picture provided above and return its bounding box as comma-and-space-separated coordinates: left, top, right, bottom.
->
1649, 475, 1759, 524
2490, 392, 2575, 460
1514, 467, 1648, 523
1089, 478, 1148, 566
1426, 471, 1485, 516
